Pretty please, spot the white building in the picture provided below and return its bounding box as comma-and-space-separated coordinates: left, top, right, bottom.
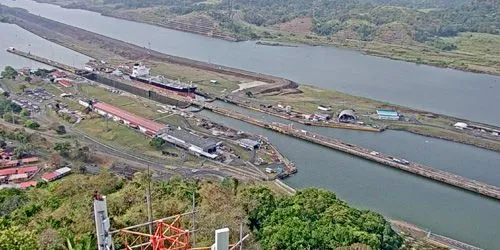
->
453, 122, 468, 129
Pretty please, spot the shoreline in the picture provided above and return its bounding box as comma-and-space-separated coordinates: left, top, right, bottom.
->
30, 0, 500, 77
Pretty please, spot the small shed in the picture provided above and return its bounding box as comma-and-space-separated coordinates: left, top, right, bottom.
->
338, 110, 356, 123
311, 113, 331, 121
318, 105, 331, 111
376, 109, 400, 120
237, 139, 261, 150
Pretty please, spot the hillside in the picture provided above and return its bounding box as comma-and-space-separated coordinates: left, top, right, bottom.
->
0, 172, 405, 249
32, 0, 500, 74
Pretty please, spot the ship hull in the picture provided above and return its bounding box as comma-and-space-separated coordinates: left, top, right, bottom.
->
130, 76, 196, 93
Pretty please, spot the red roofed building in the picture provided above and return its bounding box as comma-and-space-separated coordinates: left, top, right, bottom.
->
18, 181, 37, 189
92, 102, 166, 135
51, 71, 66, 78
17, 166, 39, 174
2, 160, 19, 167
1, 152, 13, 159
56, 79, 73, 88
1, 157, 39, 167
21, 157, 39, 164
42, 172, 59, 182
0, 168, 17, 177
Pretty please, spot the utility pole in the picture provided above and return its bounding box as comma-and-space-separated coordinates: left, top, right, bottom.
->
191, 190, 196, 248
239, 221, 243, 250
146, 165, 153, 235
105, 113, 109, 131
227, 0, 233, 21
93, 193, 113, 250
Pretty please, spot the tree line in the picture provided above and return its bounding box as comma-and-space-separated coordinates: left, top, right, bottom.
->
0, 172, 403, 249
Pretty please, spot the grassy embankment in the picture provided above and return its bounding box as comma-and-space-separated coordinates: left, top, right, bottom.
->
266, 31, 500, 75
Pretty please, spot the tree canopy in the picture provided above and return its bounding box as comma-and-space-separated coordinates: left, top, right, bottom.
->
53, 141, 71, 156
24, 119, 40, 129
58, 0, 499, 48
243, 188, 403, 249
149, 137, 165, 149
0, 173, 403, 249
1, 66, 18, 80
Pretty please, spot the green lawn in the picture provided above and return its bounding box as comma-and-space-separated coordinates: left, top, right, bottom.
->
75, 117, 159, 156
443, 32, 500, 57
261, 85, 387, 117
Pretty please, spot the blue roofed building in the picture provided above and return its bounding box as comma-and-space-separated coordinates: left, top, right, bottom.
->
376, 109, 400, 120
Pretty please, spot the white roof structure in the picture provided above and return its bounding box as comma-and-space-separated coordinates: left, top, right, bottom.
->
0, 184, 18, 189
453, 122, 468, 129
9, 173, 28, 181
338, 110, 356, 119
238, 138, 260, 148
318, 105, 331, 111
56, 167, 72, 175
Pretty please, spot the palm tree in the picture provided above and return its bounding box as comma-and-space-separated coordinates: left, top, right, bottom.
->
66, 235, 94, 250
19, 84, 27, 93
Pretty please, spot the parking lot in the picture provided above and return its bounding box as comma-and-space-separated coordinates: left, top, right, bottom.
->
12, 87, 55, 113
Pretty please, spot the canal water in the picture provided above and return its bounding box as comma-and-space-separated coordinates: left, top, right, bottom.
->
199, 109, 500, 249
0, 23, 91, 69
1, 0, 500, 125
0, 2, 499, 248
212, 100, 500, 187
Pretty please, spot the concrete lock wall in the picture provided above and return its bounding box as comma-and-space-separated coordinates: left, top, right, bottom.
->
86, 73, 189, 107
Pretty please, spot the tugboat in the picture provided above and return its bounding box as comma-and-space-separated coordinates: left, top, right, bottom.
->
129, 64, 196, 97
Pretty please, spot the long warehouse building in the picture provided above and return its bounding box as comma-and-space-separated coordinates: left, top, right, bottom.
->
92, 101, 166, 136
86, 100, 221, 158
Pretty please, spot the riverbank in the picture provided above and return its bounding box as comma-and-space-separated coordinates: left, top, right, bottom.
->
31, 0, 500, 76
266, 32, 500, 76
1, 4, 499, 153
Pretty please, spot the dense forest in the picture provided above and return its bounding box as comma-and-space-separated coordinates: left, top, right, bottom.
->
0, 171, 403, 249
66, 0, 498, 43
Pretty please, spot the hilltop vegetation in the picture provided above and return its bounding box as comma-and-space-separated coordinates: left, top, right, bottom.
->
0, 172, 403, 249
37, 0, 499, 43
